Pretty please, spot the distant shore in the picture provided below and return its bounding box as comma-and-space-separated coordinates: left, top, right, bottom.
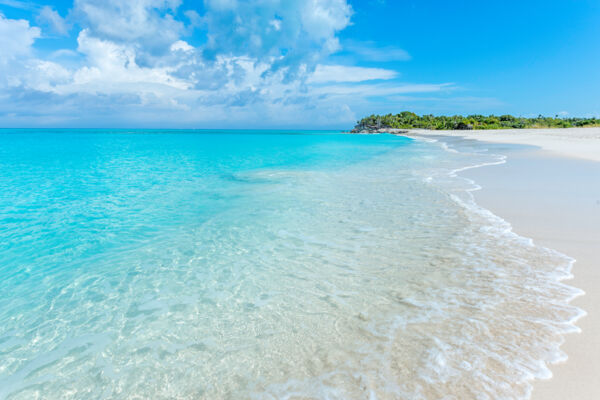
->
410, 128, 600, 399
348, 127, 600, 163
352, 112, 600, 132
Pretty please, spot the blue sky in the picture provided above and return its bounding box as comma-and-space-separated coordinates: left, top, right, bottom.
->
0, 0, 598, 128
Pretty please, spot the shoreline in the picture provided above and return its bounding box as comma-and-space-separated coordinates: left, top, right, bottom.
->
403, 127, 600, 162
410, 129, 600, 399
349, 126, 600, 162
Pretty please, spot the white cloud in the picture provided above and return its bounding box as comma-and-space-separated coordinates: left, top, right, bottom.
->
36, 6, 70, 35
345, 41, 411, 62
308, 65, 397, 83
49, 49, 80, 59
0, 0, 36, 10
300, 0, 352, 43
66, 29, 190, 94
0, 13, 41, 87
200, 0, 352, 73
22, 60, 72, 92
0, 13, 40, 58
269, 19, 282, 32
73, 0, 185, 64
170, 40, 193, 52
312, 82, 453, 97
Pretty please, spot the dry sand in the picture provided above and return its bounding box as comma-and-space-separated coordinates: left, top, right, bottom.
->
410, 128, 600, 399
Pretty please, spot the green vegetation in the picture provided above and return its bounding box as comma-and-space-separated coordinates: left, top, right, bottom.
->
355, 112, 600, 131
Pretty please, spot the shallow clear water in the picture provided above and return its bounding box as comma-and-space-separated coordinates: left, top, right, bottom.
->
0, 130, 583, 399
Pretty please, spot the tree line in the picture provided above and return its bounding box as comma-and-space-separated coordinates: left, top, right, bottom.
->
356, 112, 600, 130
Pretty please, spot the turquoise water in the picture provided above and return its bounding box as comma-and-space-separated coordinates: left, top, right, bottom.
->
0, 130, 582, 399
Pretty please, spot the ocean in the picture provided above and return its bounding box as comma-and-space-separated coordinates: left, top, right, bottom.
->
0, 129, 583, 399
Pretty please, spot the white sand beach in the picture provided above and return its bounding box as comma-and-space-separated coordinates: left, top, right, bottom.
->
411, 128, 600, 399
411, 127, 600, 162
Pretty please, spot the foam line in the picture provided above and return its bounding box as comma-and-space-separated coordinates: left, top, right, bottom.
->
412, 133, 586, 397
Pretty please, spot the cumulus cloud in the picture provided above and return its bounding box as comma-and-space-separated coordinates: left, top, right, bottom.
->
67, 29, 190, 93
0, 13, 41, 87
0, 1, 453, 127
0, 13, 40, 58
73, 0, 185, 65
200, 0, 352, 74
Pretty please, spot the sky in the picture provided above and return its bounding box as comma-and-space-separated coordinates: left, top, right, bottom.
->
0, 0, 599, 128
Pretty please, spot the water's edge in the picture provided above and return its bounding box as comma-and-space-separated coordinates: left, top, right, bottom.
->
412, 133, 587, 397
